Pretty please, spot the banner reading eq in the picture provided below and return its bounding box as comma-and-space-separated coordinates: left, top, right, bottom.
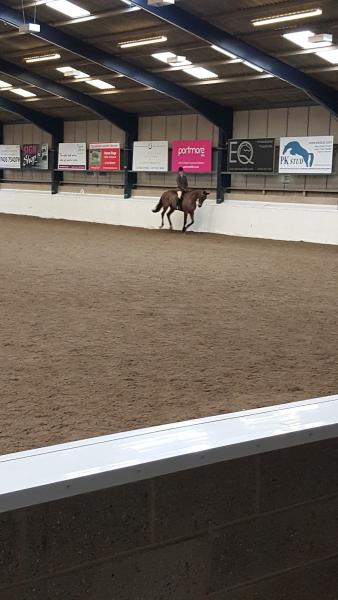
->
227, 138, 275, 173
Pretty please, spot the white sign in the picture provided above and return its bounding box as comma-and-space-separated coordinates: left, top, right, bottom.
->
279, 136, 333, 174
58, 142, 87, 170
132, 141, 168, 172
0, 145, 21, 169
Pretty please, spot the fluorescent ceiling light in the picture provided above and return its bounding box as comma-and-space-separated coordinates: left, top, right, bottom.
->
152, 51, 176, 63
316, 48, 338, 64
57, 66, 89, 78
119, 35, 167, 48
183, 66, 218, 80
211, 45, 237, 59
46, 0, 90, 18
24, 53, 61, 63
283, 30, 331, 49
121, 0, 141, 7
0, 79, 12, 88
167, 56, 192, 67
85, 79, 115, 89
253, 8, 322, 27
243, 61, 264, 72
11, 88, 36, 97
67, 15, 95, 23
283, 29, 337, 64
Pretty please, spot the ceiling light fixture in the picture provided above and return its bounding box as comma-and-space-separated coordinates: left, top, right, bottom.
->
283, 30, 331, 49
211, 45, 237, 59
119, 35, 167, 48
24, 53, 61, 63
57, 66, 89, 78
167, 55, 192, 67
11, 88, 36, 97
46, 0, 90, 18
152, 51, 176, 63
148, 0, 175, 5
243, 61, 264, 72
253, 8, 322, 27
315, 48, 338, 64
0, 80, 12, 89
85, 79, 115, 89
121, 0, 141, 8
283, 29, 336, 64
183, 66, 218, 80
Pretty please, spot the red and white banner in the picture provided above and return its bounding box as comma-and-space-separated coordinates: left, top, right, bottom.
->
171, 139, 212, 172
89, 143, 120, 171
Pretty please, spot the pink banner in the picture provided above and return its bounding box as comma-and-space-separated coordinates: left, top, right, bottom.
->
171, 139, 212, 172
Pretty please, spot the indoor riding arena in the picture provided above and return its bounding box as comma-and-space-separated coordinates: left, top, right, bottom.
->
1, 1, 338, 600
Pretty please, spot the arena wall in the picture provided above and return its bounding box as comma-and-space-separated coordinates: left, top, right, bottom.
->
2, 106, 338, 199
1, 189, 338, 245
0, 397, 338, 599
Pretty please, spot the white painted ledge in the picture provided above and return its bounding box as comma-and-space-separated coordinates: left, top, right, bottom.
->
1, 189, 338, 244
1, 395, 338, 513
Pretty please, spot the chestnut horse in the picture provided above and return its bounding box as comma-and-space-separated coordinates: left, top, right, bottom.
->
152, 189, 209, 232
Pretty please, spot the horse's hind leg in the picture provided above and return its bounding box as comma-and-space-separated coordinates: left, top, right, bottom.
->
160, 207, 167, 229
167, 207, 175, 231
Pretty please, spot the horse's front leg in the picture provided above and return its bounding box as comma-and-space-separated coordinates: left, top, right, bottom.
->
184, 211, 195, 231
182, 212, 187, 232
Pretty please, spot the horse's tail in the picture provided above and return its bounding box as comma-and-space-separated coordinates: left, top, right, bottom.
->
308, 152, 314, 167
152, 197, 163, 213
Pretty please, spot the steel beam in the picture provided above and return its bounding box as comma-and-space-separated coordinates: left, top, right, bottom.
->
0, 96, 62, 136
0, 121, 3, 182
0, 58, 137, 136
130, 0, 338, 118
51, 126, 63, 195
0, 2, 232, 131
124, 131, 138, 199
216, 127, 232, 204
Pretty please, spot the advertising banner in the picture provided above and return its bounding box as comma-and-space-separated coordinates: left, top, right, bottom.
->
0, 145, 21, 169
227, 138, 275, 172
132, 141, 168, 172
58, 142, 87, 170
279, 136, 334, 174
171, 139, 212, 172
89, 143, 121, 171
22, 144, 48, 170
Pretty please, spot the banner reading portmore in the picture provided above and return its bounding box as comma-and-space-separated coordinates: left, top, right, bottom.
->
279, 136, 334, 174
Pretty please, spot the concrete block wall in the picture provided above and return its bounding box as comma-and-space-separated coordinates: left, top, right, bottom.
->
233, 106, 338, 193
1, 437, 338, 599
2, 107, 338, 198
138, 113, 219, 191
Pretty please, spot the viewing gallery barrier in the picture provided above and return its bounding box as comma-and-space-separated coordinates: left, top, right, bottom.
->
0, 396, 338, 599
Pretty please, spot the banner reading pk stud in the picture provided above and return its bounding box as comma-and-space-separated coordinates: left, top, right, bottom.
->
279, 136, 334, 174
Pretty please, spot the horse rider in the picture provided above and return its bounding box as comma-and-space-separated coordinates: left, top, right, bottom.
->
176, 166, 189, 210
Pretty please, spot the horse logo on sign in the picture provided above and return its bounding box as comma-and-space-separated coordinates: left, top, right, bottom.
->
282, 141, 314, 167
